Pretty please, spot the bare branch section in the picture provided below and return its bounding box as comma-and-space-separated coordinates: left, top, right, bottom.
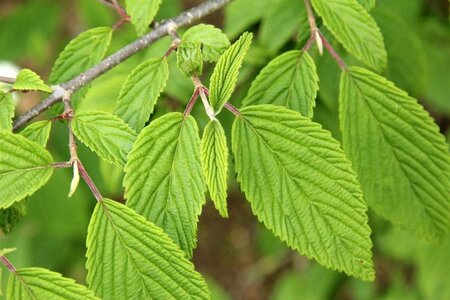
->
13, 0, 231, 131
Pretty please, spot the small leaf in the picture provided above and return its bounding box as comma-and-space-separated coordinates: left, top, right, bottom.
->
114, 57, 169, 132
7, 267, 98, 299
232, 104, 374, 280
125, 0, 162, 36
0, 201, 27, 235
339, 66, 450, 241
0, 131, 53, 209
72, 111, 136, 167
19, 121, 52, 147
86, 198, 210, 299
0, 92, 14, 131
311, 0, 386, 71
182, 24, 230, 62
201, 120, 229, 218
243, 50, 319, 118
209, 32, 253, 114
124, 113, 206, 258
176, 41, 203, 77
13, 69, 52, 93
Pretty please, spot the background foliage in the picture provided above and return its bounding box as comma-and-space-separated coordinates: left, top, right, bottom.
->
0, 0, 449, 299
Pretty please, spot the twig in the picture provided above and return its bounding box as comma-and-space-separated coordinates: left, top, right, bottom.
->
183, 88, 200, 117
303, 0, 318, 35
0, 255, 16, 273
0, 76, 15, 85
191, 75, 216, 120
13, 0, 231, 131
224, 102, 241, 116
77, 160, 103, 201
318, 31, 347, 70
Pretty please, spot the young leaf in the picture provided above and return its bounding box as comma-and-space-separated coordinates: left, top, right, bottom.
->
13, 69, 52, 93
19, 121, 52, 147
7, 267, 98, 299
201, 120, 229, 218
310, 0, 386, 71
339, 67, 450, 241
0, 131, 53, 209
49, 27, 112, 110
243, 50, 319, 118
182, 24, 230, 62
209, 32, 253, 114
114, 57, 169, 132
232, 104, 374, 281
177, 41, 203, 77
125, 0, 162, 36
86, 198, 210, 299
0, 200, 27, 235
124, 113, 206, 258
0, 92, 14, 131
71, 111, 136, 167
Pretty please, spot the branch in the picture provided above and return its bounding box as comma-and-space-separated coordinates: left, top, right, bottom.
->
13, 0, 231, 131
0, 76, 15, 85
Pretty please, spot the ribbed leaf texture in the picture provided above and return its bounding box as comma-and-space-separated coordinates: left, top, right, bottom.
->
72, 111, 136, 167
125, 0, 162, 35
243, 50, 318, 118
124, 113, 206, 258
209, 32, 252, 114
19, 121, 52, 147
0, 131, 53, 209
7, 267, 98, 300
86, 198, 210, 299
0, 92, 14, 131
13, 69, 52, 93
182, 24, 230, 62
114, 57, 169, 132
201, 120, 229, 218
357, 0, 376, 11
49, 27, 112, 84
310, 0, 386, 71
177, 42, 203, 77
339, 67, 450, 241
232, 104, 374, 281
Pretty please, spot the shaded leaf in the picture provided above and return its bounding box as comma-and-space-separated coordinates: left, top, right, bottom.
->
125, 0, 162, 35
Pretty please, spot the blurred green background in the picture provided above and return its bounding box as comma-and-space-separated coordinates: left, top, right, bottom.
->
0, 0, 449, 299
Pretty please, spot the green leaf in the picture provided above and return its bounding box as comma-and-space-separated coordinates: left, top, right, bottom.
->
7, 267, 98, 299
357, 0, 376, 10
125, 0, 162, 36
72, 111, 136, 167
177, 41, 203, 77
124, 113, 206, 257
0, 131, 53, 209
209, 32, 253, 114
86, 198, 210, 299
49, 27, 112, 111
13, 69, 52, 93
310, 0, 386, 71
19, 121, 52, 147
114, 57, 169, 132
0, 200, 27, 235
232, 104, 374, 280
259, 0, 308, 54
201, 120, 229, 218
182, 24, 230, 62
0, 92, 14, 131
243, 50, 318, 118
339, 67, 450, 241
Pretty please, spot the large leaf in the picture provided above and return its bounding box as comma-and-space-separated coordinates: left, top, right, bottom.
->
72, 111, 136, 167
7, 267, 98, 299
310, 0, 386, 71
339, 67, 450, 240
243, 50, 318, 118
0, 92, 14, 131
86, 198, 210, 299
182, 24, 230, 62
125, 0, 162, 36
0, 131, 53, 209
232, 104, 374, 280
201, 120, 229, 218
124, 113, 206, 257
13, 69, 52, 93
114, 57, 169, 132
209, 32, 253, 114
357, 0, 376, 10
19, 121, 52, 147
